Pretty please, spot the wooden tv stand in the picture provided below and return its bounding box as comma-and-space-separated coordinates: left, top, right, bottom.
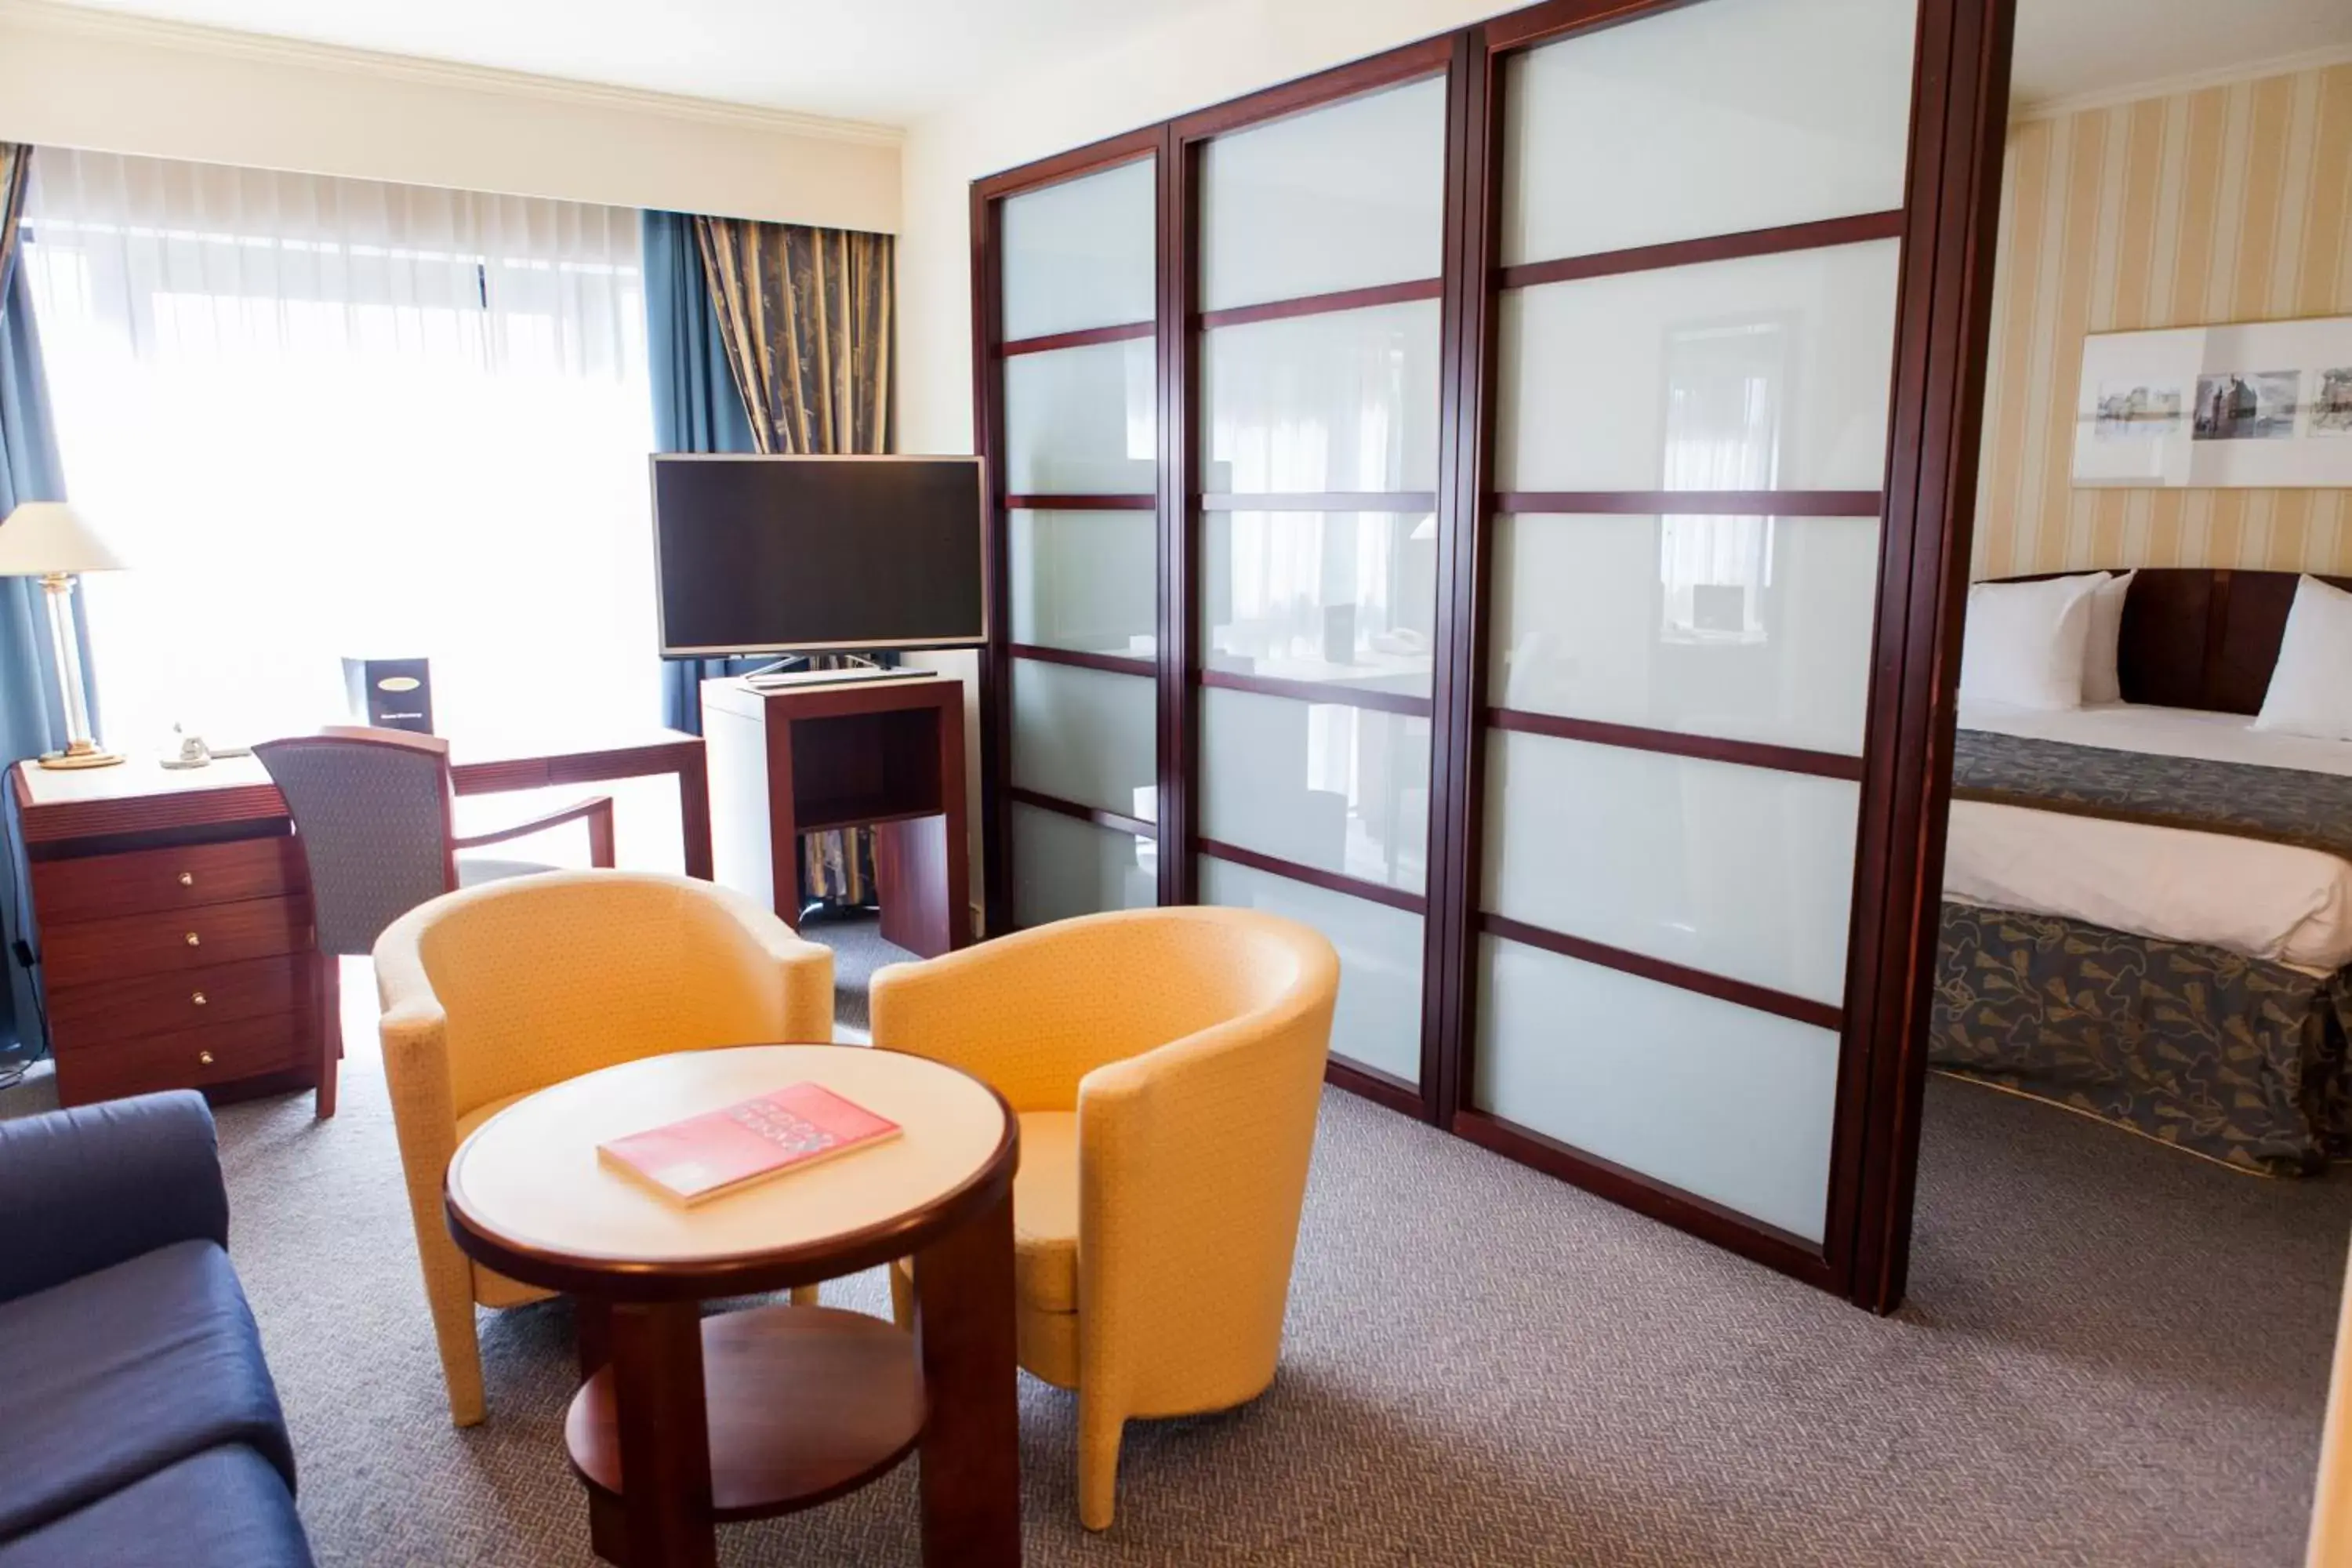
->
700, 675, 969, 958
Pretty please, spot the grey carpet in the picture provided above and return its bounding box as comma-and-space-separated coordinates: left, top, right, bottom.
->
5, 954, 2349, 1565
802, 912, 916, 1035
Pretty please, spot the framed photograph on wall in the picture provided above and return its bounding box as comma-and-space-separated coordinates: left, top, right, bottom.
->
2071, 313, 2352, 487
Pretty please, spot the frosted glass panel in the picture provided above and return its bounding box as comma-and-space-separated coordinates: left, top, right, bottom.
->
1495, 240, 1900, 493
1009, 510, 1157, 658
1475, 935, 1837, 1242
1005, 339, 1156, 494
1011, 659, 1156, 822
1013, 804, 1156, 928
1203, 510, 1436, 696
1491, 513, 1880, 754
1201, 301, 1441, 493
1484, 730, 1856, 1004
1000, 158, 1156, 341
1201, 855, 1424, 1084
1200, 686, 1428, 894
1502, 0, 1915, 265
1200, 75, 1446, 312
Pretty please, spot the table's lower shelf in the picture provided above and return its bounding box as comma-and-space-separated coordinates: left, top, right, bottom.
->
564, 1303, 924, 1521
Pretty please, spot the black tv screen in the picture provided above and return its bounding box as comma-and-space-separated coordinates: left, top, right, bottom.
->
651, 455, 986, 656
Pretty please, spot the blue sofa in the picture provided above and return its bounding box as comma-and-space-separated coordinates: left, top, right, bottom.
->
0, 1092, 313, 1567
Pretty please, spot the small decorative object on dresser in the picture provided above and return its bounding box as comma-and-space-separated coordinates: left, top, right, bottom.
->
0, 502, 127, 769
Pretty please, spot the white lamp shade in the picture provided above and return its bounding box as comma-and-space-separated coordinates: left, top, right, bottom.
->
0, 503, 126, 575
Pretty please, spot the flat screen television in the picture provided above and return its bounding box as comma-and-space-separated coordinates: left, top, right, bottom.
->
651, 454, 986, 656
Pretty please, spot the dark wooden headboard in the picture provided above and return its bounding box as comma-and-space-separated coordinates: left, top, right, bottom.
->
1996, 567, 2352, 715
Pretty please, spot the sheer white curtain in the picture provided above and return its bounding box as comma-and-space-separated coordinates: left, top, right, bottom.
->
20, 150, 657, 751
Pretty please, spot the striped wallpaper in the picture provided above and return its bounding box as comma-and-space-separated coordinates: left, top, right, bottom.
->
1972, 61, 2352, 579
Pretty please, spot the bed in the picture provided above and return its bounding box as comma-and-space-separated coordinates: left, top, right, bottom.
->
1931, 567, 2352, 1174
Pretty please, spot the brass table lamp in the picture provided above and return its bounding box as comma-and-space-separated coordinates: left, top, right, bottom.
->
0, 503, 126, 769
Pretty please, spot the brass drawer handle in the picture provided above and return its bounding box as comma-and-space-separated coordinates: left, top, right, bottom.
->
191, 990, 207, 1007
184, 931, 201, 947
198, 1051, 214, 1066
178, 871, 195, 887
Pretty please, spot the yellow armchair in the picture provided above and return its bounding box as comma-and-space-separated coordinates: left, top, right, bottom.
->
869, 905, 1338, 1530
373, 869, 833, 1425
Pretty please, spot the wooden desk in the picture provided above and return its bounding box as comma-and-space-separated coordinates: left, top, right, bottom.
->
8, 728, 711, 1109
12, 728, 713, 877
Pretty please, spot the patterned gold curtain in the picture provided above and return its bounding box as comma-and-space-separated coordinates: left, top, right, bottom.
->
694, 217, 895, 907
696, 222, 892, 457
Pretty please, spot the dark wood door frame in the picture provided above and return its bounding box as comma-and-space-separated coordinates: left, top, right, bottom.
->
971, 127, 1163, 939
1157, 117, 1193, 913
967, 0, 2016, 1313
1159, 37, 1461, 1098
1839, 0, 2018, 1313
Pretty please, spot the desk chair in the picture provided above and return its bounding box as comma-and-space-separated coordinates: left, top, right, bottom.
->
253, 726, 615, 1116
870, 906, 1339, 1530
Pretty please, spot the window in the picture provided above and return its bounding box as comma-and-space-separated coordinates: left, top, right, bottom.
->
21, 150, 656, 750
1659, 318, 1788, 645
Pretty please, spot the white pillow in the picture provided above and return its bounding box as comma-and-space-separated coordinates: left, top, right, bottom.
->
2081, 569, 2135, 704
2253, 575, 2352, 742
1959, 573, 2106, 710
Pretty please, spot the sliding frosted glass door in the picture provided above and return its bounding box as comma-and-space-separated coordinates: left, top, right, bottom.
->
972, 0, 2013, 1308
1465, 0, 1918, 1250
986, 148, 1163, 930
1187, 68, 1449, 1094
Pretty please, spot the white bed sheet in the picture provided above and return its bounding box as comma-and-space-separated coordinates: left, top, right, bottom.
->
1944, 701, 2352, 973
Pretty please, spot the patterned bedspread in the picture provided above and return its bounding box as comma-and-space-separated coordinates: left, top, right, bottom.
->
1951, 728, 2352, 861
1933, 902, 2352, 1174
1938, 728, 2352, 1172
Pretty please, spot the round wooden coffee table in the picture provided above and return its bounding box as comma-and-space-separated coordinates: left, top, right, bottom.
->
444, 1044, 1022, 1568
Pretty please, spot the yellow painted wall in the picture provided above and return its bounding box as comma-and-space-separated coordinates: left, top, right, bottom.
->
1973, 62, 2352, 579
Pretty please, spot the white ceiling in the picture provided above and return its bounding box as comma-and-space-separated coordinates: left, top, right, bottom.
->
18, 0, 1217, 124
2009, 0, 2352, 110
22, 0, 2352, 125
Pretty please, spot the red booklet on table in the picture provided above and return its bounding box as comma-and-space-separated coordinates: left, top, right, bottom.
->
597, 1082, 901, 1207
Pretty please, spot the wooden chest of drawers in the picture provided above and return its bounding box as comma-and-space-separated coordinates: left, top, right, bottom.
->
10, 772, 332, 1115
9, 731, 710, 1116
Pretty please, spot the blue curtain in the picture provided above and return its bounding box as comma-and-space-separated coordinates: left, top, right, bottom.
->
1, 232, 74, 1065
642, 209, 758, 735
